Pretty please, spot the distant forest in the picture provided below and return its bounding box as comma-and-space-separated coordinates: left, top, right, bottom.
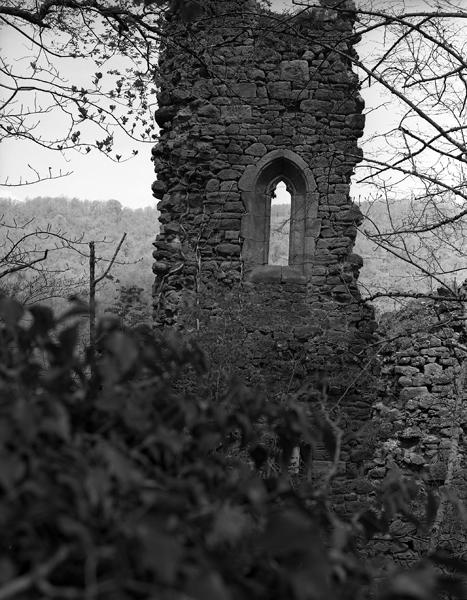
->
1, 196, 464, 316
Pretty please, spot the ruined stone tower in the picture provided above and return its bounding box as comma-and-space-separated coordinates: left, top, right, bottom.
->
151, 0, 376, 450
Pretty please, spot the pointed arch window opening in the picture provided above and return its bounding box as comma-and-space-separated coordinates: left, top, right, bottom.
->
268, 179, 292, 266
240, 149, 319, 279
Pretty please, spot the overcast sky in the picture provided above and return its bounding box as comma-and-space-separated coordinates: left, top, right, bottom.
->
0, 0, 395, 208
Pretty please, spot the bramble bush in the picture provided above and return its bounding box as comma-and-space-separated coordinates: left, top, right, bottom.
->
0, 296, 465, 600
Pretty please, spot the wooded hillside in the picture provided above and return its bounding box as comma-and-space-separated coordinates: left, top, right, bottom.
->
2, 195, 465, 314
0, 196, 158, 314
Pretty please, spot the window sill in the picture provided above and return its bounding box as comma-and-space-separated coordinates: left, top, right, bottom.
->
245, 265, 306, 284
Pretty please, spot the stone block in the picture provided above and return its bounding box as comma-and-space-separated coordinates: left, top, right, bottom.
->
152, 261, 169, 274
205, 191, 236, 203
420, 347, 449, 357
151, 180, 167, 199
433, 371, 454, 385
218, 219, 241, 230
245, 142, 267, 156
220, 180, 239, 191
154, 105, 177, 127
231, 82, 257, 98
218, 169, 241, 180
245, 265, 282, 283
198, 103, 220, 118
345, 113, 365, 130
249, 68, 266, 80
400, 387, 430, 400
300, 99, 332, 113
412, 373, 427, 386
424, 362, 443, 378
280, 60, 310, 82
224, 201, 244, 212
403, 452, 425, 467
220, 105, 252, 119
267, 81, 292, 99
216, 243, 240, 256
205, 178, 220, 192
394, 365, 419, 376
281, 268, 306, 284
399, 426, 422, 440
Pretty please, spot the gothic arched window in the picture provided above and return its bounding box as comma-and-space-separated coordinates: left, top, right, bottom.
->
239, 149, 319, 281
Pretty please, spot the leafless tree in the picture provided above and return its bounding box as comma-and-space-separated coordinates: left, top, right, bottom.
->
345, 0, 467, 304
0, 216, 92, 302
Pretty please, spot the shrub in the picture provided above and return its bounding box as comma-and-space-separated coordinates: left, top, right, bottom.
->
0, 296, 465, 600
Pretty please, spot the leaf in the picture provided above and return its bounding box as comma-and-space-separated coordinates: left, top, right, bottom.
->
436, 574, 467, 598
0, 452, 25, 492
206, 504, 251, 547
138, 520, 183, 585
85, 467, 111, 508
0, 557, 16, 585
0, 297, 24, 327
290, 569, 329, 600
249, 444, 268, 468
29, 305, 55, 335
105, 331, 139, 376
58, 299, 89, 323
261, 510, 314, 556
431, 553, 467, 574
187, 571, 231, 600
358, 509, 385, 539
99, 441, 142, 489
198, 431, 222, 453
58, 323, 80, 357
40, 402, 71, 441
381, 567, 436, 600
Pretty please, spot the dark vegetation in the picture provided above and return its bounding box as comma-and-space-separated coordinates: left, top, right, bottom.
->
1, 295, 466, 600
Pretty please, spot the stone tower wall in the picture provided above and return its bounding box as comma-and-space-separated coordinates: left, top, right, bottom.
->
152, 0, 365, 301
151, 0, 377, 486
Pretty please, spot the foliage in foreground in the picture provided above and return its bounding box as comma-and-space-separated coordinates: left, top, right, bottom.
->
0, 297, 466, 600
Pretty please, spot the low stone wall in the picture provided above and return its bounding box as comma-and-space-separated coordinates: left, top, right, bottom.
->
367, 300, 467, 568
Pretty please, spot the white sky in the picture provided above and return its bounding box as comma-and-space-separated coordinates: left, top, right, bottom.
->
0, 0, 427, 208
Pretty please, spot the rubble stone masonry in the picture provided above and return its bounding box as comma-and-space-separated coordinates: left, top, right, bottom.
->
151, 0, 377, 502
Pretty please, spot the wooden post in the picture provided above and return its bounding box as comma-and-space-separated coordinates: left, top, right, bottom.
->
89, 241, 96, 372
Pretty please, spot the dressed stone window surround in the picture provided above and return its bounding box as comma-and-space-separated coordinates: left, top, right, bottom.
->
239, 149, 320, 283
